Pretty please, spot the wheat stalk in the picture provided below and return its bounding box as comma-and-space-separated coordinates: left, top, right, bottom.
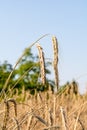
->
2, 100, 10, 130
74, 115, 84, 130
60, 106, 69, 130
53, 94, 56, 126
52, 36, 59, 92
33, 114, 48, 127
48, 109, 53, 127
26, 115, 33, 130
36, 43, 46, 85
12, 117, 20, 130
7, 98, 17, 117
2, 98, 17, 130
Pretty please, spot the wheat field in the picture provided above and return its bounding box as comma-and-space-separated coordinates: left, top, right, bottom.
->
0, 35, 87, 130
0, 87, 87, 130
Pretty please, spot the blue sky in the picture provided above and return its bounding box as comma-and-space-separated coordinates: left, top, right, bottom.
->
0, 0, 87, 93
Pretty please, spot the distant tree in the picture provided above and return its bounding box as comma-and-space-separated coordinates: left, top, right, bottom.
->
0, 61, 14, 91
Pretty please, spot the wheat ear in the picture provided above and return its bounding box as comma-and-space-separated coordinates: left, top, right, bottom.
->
52, 36, 59, 92
36, 43, 46, 85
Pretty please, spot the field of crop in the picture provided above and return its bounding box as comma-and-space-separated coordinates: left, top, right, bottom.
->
0, 86, 87, 130
0, 36, 87, 130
